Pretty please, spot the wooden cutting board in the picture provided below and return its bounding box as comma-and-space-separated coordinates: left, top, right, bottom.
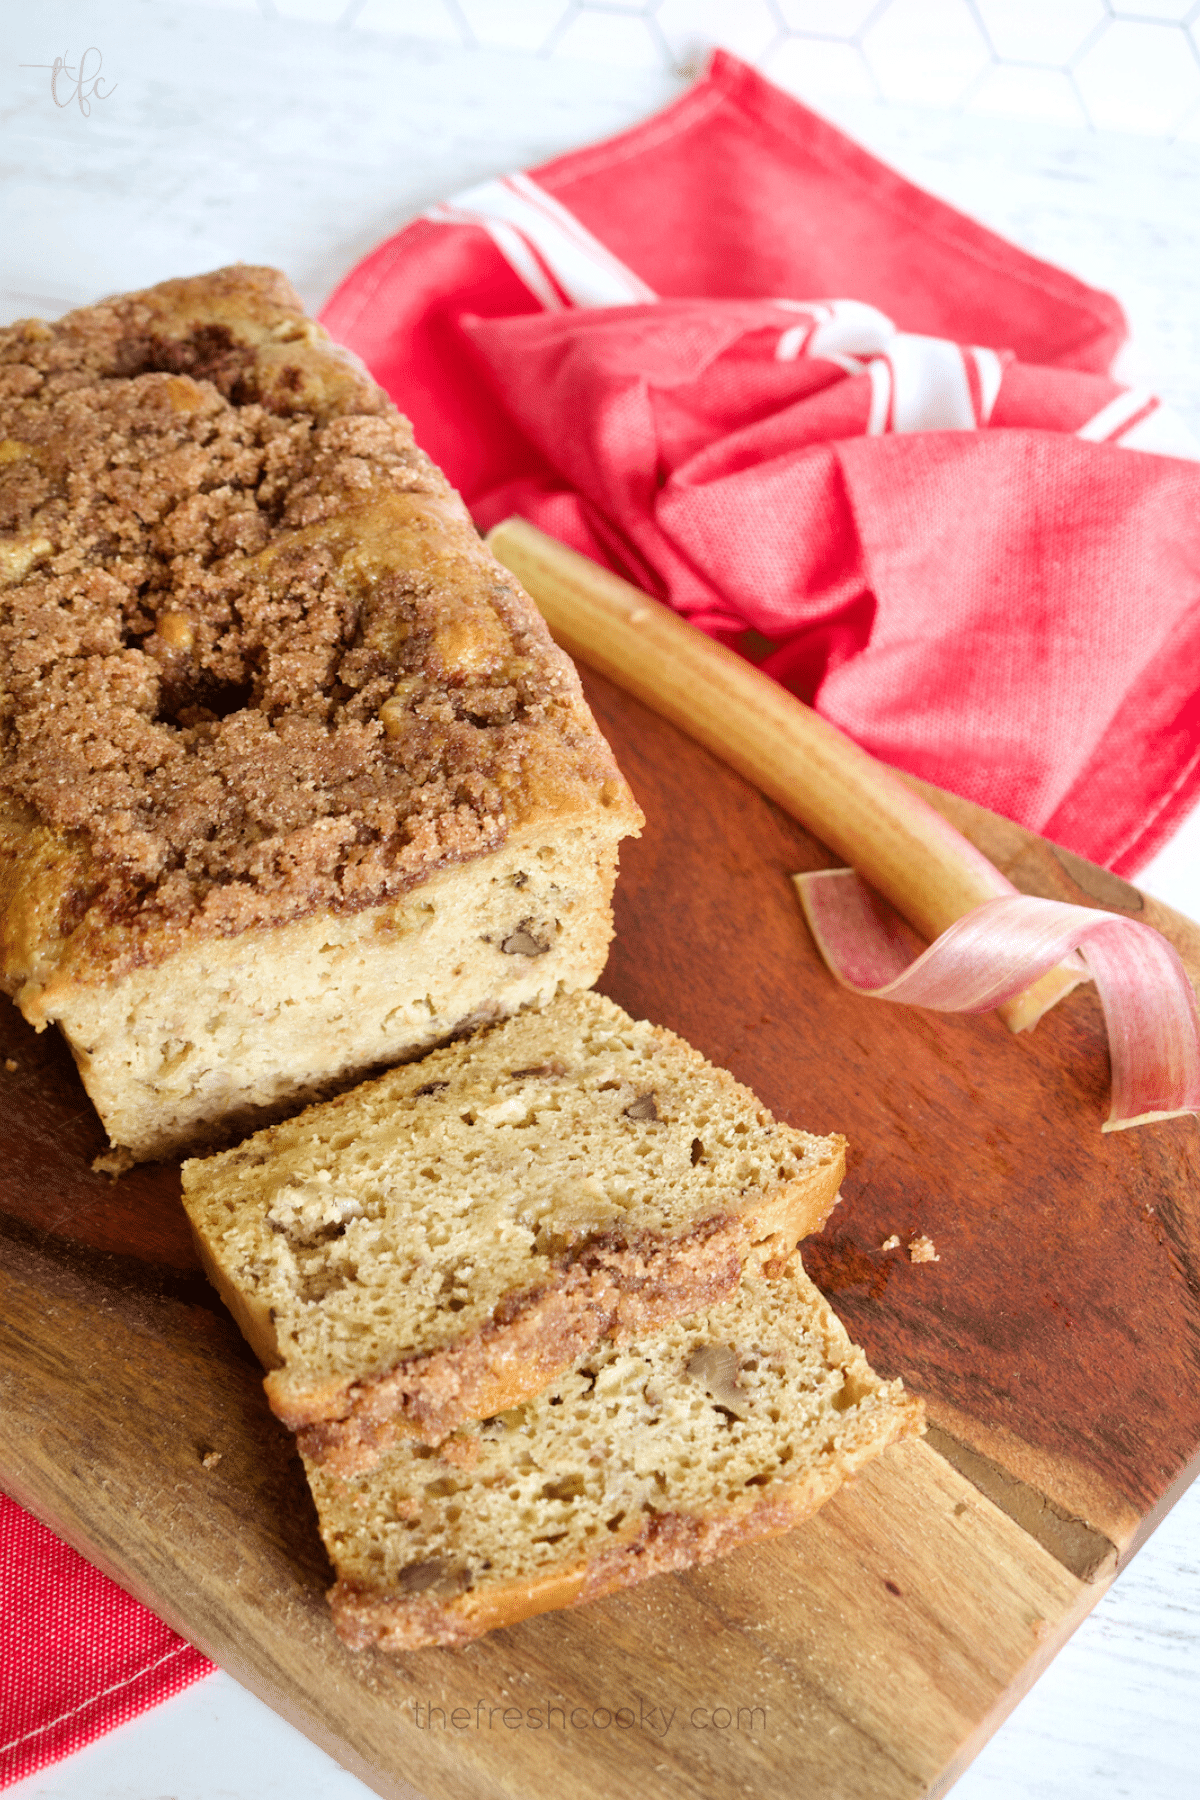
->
2, 662, 1199, 1800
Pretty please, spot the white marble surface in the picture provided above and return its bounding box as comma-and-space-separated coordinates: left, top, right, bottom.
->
2, 4, 1198, 1797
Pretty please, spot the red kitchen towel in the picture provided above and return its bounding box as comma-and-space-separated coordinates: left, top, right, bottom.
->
322, 50, 1200, 877
0, 1492, 213, 1790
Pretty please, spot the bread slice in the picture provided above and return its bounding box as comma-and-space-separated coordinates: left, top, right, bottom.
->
308, 1253, 923, 1652
0, 266, 641, 1160
181, 991, 846, 1469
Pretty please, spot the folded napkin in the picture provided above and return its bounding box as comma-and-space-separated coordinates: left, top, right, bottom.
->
323, 51, 1200, 877
0, 1493, 213, 1789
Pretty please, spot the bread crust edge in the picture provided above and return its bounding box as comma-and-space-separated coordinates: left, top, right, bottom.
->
277, 1138, 846, 1463
326, 1391, 923, 1653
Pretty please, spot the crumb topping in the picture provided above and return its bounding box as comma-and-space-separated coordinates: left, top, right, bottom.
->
0, 269, 606, 954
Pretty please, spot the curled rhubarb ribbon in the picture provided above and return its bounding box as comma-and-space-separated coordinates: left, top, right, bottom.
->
794, 871, 1200, 1132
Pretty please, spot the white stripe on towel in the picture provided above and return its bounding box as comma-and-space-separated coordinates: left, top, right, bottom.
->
427, 174, 655, 309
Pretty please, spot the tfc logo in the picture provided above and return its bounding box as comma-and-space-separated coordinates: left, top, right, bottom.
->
21, 47, 117, 117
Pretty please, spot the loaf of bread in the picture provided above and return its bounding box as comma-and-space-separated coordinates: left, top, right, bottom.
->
0, 266, 641, 1160
308, 1253, 923, 1651
181, 990, 846, 1470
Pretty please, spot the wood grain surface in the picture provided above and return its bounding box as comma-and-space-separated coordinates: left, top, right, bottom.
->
582, 668, 1200, 1567
2, 663, 1198, 1800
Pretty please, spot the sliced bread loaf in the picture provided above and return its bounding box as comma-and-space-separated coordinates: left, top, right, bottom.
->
1, 267, 641, 1163
310, 1253, 924, 1651
181, 990, 845, 1470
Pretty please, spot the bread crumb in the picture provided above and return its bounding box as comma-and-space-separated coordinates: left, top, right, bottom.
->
201, 1451, 222, 1470
880, 1234, 901, 1251
438, 1434, 480, 1470
908, 1235, 939, 1264
91, 1146, 136, 1178
4, 1059, 17, 1072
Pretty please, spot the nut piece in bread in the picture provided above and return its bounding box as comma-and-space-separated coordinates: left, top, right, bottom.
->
181, 990, 847, 1469
0, 266, 642, 1159
306, 1254, 923, 1651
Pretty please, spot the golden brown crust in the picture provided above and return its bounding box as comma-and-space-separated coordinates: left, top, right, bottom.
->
326, 1397, 924, 1653
288, 1212, 748, 1465
306, 1253, 922, 1654
273, 1143, 845, 1465
0, 266, 640, 1005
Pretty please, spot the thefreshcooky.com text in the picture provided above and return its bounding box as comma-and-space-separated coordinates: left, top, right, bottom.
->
410, 1698, 766, 1736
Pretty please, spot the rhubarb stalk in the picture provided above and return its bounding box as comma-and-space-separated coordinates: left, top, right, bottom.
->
795, 873, 1200, 1130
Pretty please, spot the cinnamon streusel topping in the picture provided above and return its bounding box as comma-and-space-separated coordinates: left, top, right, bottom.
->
0, 268, 620, 964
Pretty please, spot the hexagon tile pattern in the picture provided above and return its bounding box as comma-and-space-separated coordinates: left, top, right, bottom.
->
221, 0, 1200, 141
